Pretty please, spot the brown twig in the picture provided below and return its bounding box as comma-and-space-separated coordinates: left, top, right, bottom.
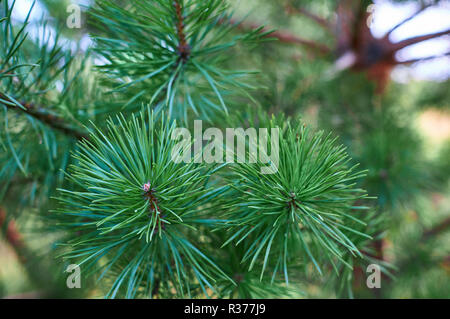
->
392, 29, 450, 52
422, 216, 450, 240
143, 183, 166, 233
384, 3, 432, 38
0, 92, 88, 140
0, 208, 68, 298
230, 19, 331, 54
396, 51, 450, 65
284, 3, 331, 30
0, 208, 24, 251
173, 0, 191, 62
3, 290, 44, 299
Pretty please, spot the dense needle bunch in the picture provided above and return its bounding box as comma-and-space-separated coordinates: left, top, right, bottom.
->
90, 0, 264, 119
221, 117, 371, 281
54, 109, 232, 298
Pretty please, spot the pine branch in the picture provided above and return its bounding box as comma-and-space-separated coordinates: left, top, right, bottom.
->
0, 208, 24, 251
423, 216, 450, 240
0, 92, 88, 140
54, 108, 234, 298
0, 208, 73, 298
221, 114, 370, 282
90, 0, 260, 118
284, 3, 331, 30
3, 291, 45, 299
230, 19, 331, 54
392, 29, 450, 52
396, 52, 450, 65
384, 3, 432, 38
173, 0, 190, 62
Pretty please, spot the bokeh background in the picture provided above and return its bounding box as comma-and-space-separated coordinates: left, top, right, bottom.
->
1, 0, 449, 298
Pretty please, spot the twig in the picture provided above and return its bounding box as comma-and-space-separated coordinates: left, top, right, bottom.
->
392, 29, 450, 52
284, 4, 331, 30
423, 216, 450, 240
384, 3, 432, 38
173, 0, 191, 62
0, 92, 88, 140
230, 19, 331, 54
3, 290, 44, 299
0, 208, 24, 251
0, 207, 65, 298
396, 52, 450, 64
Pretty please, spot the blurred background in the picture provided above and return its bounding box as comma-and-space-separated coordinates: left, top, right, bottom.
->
1, 0, 449, 298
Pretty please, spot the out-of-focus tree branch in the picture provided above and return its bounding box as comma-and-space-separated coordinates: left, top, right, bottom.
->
384, 3, 433, 38
396, 52, 450, 65
392, 29, 450, 52
0, 208, 24, 252
0, 92, 88, 140
423, 216, 450, 240
284, 3, 331, 30
229, 19, 331, 54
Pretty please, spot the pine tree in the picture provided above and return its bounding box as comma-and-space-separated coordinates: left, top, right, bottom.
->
1, 0, 448, 299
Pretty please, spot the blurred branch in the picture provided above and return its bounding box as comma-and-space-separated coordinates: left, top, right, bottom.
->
423, 216, 450, 240
396, 52, 450, 65
3, 291, 44, 299
0, 208, 24, 252
384, 3, 432, 38
229, 19, 331, 54
284, 3, 331, 30
0, 208, 65, 298
0, 92, 88, 140
392, 29, 450, 52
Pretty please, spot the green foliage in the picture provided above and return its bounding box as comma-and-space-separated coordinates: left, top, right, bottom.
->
220, 116, 371, 282
0, 1, 80, 215
1, 0, 449, 300
212, 236, 299, 298
89, 0, 264, 120
54, 108, 232, 298
351, 112, 431, 210
327, 209, 393, 298
435, 140, 450, 184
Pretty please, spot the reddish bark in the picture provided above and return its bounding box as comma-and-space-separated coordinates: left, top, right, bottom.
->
0, 208, 24, 249
234, 1, 450, 93
423, 216, 450, 240
230, 19, 331, 54
0, 92, 88, 140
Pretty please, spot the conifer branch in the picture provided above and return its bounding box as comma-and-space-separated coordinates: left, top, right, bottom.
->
423, 216, 450, 240
143, 184, 166, 233
396, 52, 450, 65
392, 29, 450, 52
0, 92, 88, 140
0, 208, 24, 251
284, 4, 331, 30
4, 0, 445, 299
0, 208, 69, 298
173, 0, 191, 62
54, 109, 234, 298
229, 19, 331, 54
384, 3, 432, 38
